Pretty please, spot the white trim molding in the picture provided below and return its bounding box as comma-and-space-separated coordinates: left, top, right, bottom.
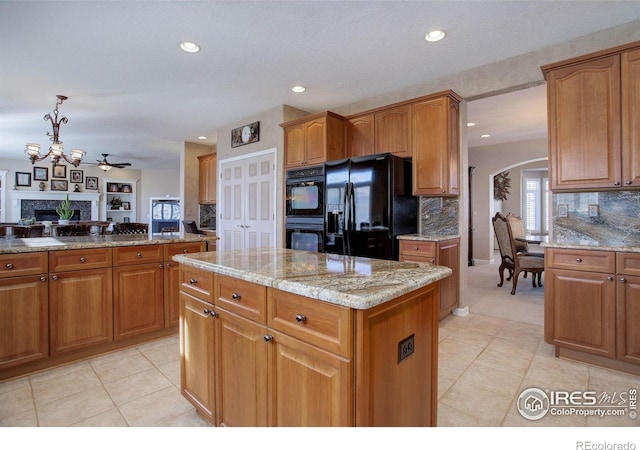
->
9, 190, 102, 222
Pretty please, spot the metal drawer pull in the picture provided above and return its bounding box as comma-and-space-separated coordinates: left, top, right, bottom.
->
183, 249, 189, 253
231, 293, 241, 300
189, 278, 197, 284
80, 257, 86, 262
263, 335, 273, 343
575, 258, 583, 263
607, 276, 614, 281
137, 252, 143, 258
620, 277, 627, 283
40, 276, 46, 282
203, 309, 217, 317
52, 275, 58, 280
5, 263, 13, 269
295, 314, 307, 323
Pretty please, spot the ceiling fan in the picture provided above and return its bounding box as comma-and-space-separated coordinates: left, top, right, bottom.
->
96, 153, 132, 171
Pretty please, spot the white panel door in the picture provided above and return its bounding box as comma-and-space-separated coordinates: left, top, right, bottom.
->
218, 150, 276, 251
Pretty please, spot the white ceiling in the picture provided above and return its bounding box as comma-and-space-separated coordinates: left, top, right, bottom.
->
1, 1, 639, 170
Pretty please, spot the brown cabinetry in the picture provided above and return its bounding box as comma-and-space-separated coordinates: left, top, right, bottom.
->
545, 247, 640, 373
49, 248, 113, 355
542, 42, 640, 191
198, 153, 217, 204
164, 242, 206, 328
399, 238, 460, 320
345, 113, 375, 157
0, 253, 48, 369
346, 105, 411, 158
412, 92, 460, 196
113, 245, 164, 340
282, 111, 345, 168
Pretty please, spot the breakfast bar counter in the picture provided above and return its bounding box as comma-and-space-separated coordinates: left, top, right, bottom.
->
173, 248, 451, 427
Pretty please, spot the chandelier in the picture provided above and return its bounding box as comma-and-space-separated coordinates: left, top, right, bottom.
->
25, 95, 85, 167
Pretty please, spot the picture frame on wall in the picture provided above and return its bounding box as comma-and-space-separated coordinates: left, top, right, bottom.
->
51, 179, 68, 191
122, 201, 131, 210
15, 172, 31, 187
70, 169, 83, 183
123, 217, 130, 223
85, 176, 98, 190
231, 121, 260, 148
33, 167, 48, 181
52, 165, 67, 179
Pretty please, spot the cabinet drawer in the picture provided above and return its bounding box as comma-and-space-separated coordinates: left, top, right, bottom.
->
50, 248, 112, 272
546, 248, 615, 273
163, 242, 206, 260
215, 274, 266, 323
0, 252, 48, 278
617, 252, 640, 276
114, 245, 163, 265
399, 240, 436, 258
268, 288, 353, 358
180, 266, 214, 302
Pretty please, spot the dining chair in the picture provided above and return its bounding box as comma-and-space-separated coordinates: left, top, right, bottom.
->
113, 222, 148, 234
492, 212, 545, 294
51, 224, 93, 237
182, 220, 204, 234
505, 213, 544, 258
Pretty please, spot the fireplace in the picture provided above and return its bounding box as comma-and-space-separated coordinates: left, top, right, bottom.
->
35, 209, 81, 221
9, 191, 101, 223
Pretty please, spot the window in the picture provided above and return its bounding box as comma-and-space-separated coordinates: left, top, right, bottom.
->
521, 170, 549, 235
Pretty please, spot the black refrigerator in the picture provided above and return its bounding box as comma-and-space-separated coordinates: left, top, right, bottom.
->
324, 153, 417, 260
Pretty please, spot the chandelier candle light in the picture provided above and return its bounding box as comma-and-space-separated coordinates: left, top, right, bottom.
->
25, 95, 85, 167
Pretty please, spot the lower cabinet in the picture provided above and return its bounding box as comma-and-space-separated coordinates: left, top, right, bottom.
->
0, 274, 49, 369
180, 291, 216, 423
113, 245, 164, 340
164, 242, 207, 328
399, 238, 460, 320
545, 248, 640, 372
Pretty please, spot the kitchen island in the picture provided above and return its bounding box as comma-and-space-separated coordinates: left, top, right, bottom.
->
0, 233, 217, 381
173, 248, 452, 427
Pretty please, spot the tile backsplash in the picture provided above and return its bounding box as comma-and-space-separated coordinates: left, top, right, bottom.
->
199, 204, 216, 229
419, 197, 459, 235
552, 190, 640, 245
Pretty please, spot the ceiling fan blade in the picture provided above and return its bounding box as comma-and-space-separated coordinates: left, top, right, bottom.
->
111, 162, 132, 167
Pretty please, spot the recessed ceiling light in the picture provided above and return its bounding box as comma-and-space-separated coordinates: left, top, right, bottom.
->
291, 85, 306, 93
180, 41, 200, 53
425, 30, 446, 42
481, 134, 491, 138
198, 136, 208, 140
467, 122, 476, 127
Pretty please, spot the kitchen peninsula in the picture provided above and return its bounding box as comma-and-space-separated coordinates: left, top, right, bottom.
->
0, 233, 217, 381
173, 248, 451, 427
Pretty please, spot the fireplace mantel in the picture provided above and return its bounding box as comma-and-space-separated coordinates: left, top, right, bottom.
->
10, 190, 102, 221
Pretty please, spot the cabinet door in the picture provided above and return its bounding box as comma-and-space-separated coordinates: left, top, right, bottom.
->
547, 55, 621, 190
617, 274, 640, 364
49, 268, 113, 355
284, 123, 306, 168
207, 154, 217, 203
113, 263, 164, 340
164, 261, 181, 328
545, 268, 616, 358
180, 292, 216, 423
305, 117, 327, 166
437, 239, 460, 320
412, 96, 458, 195
375, 105, 411, 158
268, 330, 353, 427
0, 275, 48, 369
198, 154, 217, 204
346, 114, 375, 157
622, 48, 640, 188
216, 308, 268, 427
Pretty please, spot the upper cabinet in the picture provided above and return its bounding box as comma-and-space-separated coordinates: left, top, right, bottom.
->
281, 111, 345, 168
412, 91, 461, 196
198, 153, 217, 204
542, 41, 640, 191
345, 105, 411, 158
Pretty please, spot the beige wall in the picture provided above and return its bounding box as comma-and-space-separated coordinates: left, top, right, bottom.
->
139, 168, 181, 223
181, 141, 215, 226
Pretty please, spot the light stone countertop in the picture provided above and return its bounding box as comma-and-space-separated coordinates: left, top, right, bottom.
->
173, 247, 452, 310
0, 233, 217, 254
541, 239, 640, 253
397, 233, 461, 242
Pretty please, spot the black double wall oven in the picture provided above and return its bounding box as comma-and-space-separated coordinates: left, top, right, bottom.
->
285, 165, 325, 253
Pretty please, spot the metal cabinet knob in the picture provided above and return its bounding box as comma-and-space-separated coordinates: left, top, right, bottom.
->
295, 314, 307, 323
576, 258, 583, 263
5, 263, 12, 269
231, 293, 241, 300
183, 249, 189, 253
614, 181, 621, 186
166, 262, 171, 268
40, 276, 46, 282
263, 335, 274, 343
626, 180, 633, 185
52, 275, 58, 280
189, 278, 197, 284
607, 276, 614, 281
204, 308, 211, 315
80, 257, 86, 262
620, 277, 627, 283
137, 252, 142, 258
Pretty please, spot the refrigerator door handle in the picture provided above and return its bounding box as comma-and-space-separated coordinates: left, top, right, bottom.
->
342, 182, 350, 255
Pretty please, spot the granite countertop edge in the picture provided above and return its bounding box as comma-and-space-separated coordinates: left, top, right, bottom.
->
397, 233, 461, 242
541, 241, 640, 253
173, 250, 452, 310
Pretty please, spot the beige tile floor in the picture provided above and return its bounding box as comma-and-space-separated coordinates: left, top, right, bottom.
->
0, 254, 637, 428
